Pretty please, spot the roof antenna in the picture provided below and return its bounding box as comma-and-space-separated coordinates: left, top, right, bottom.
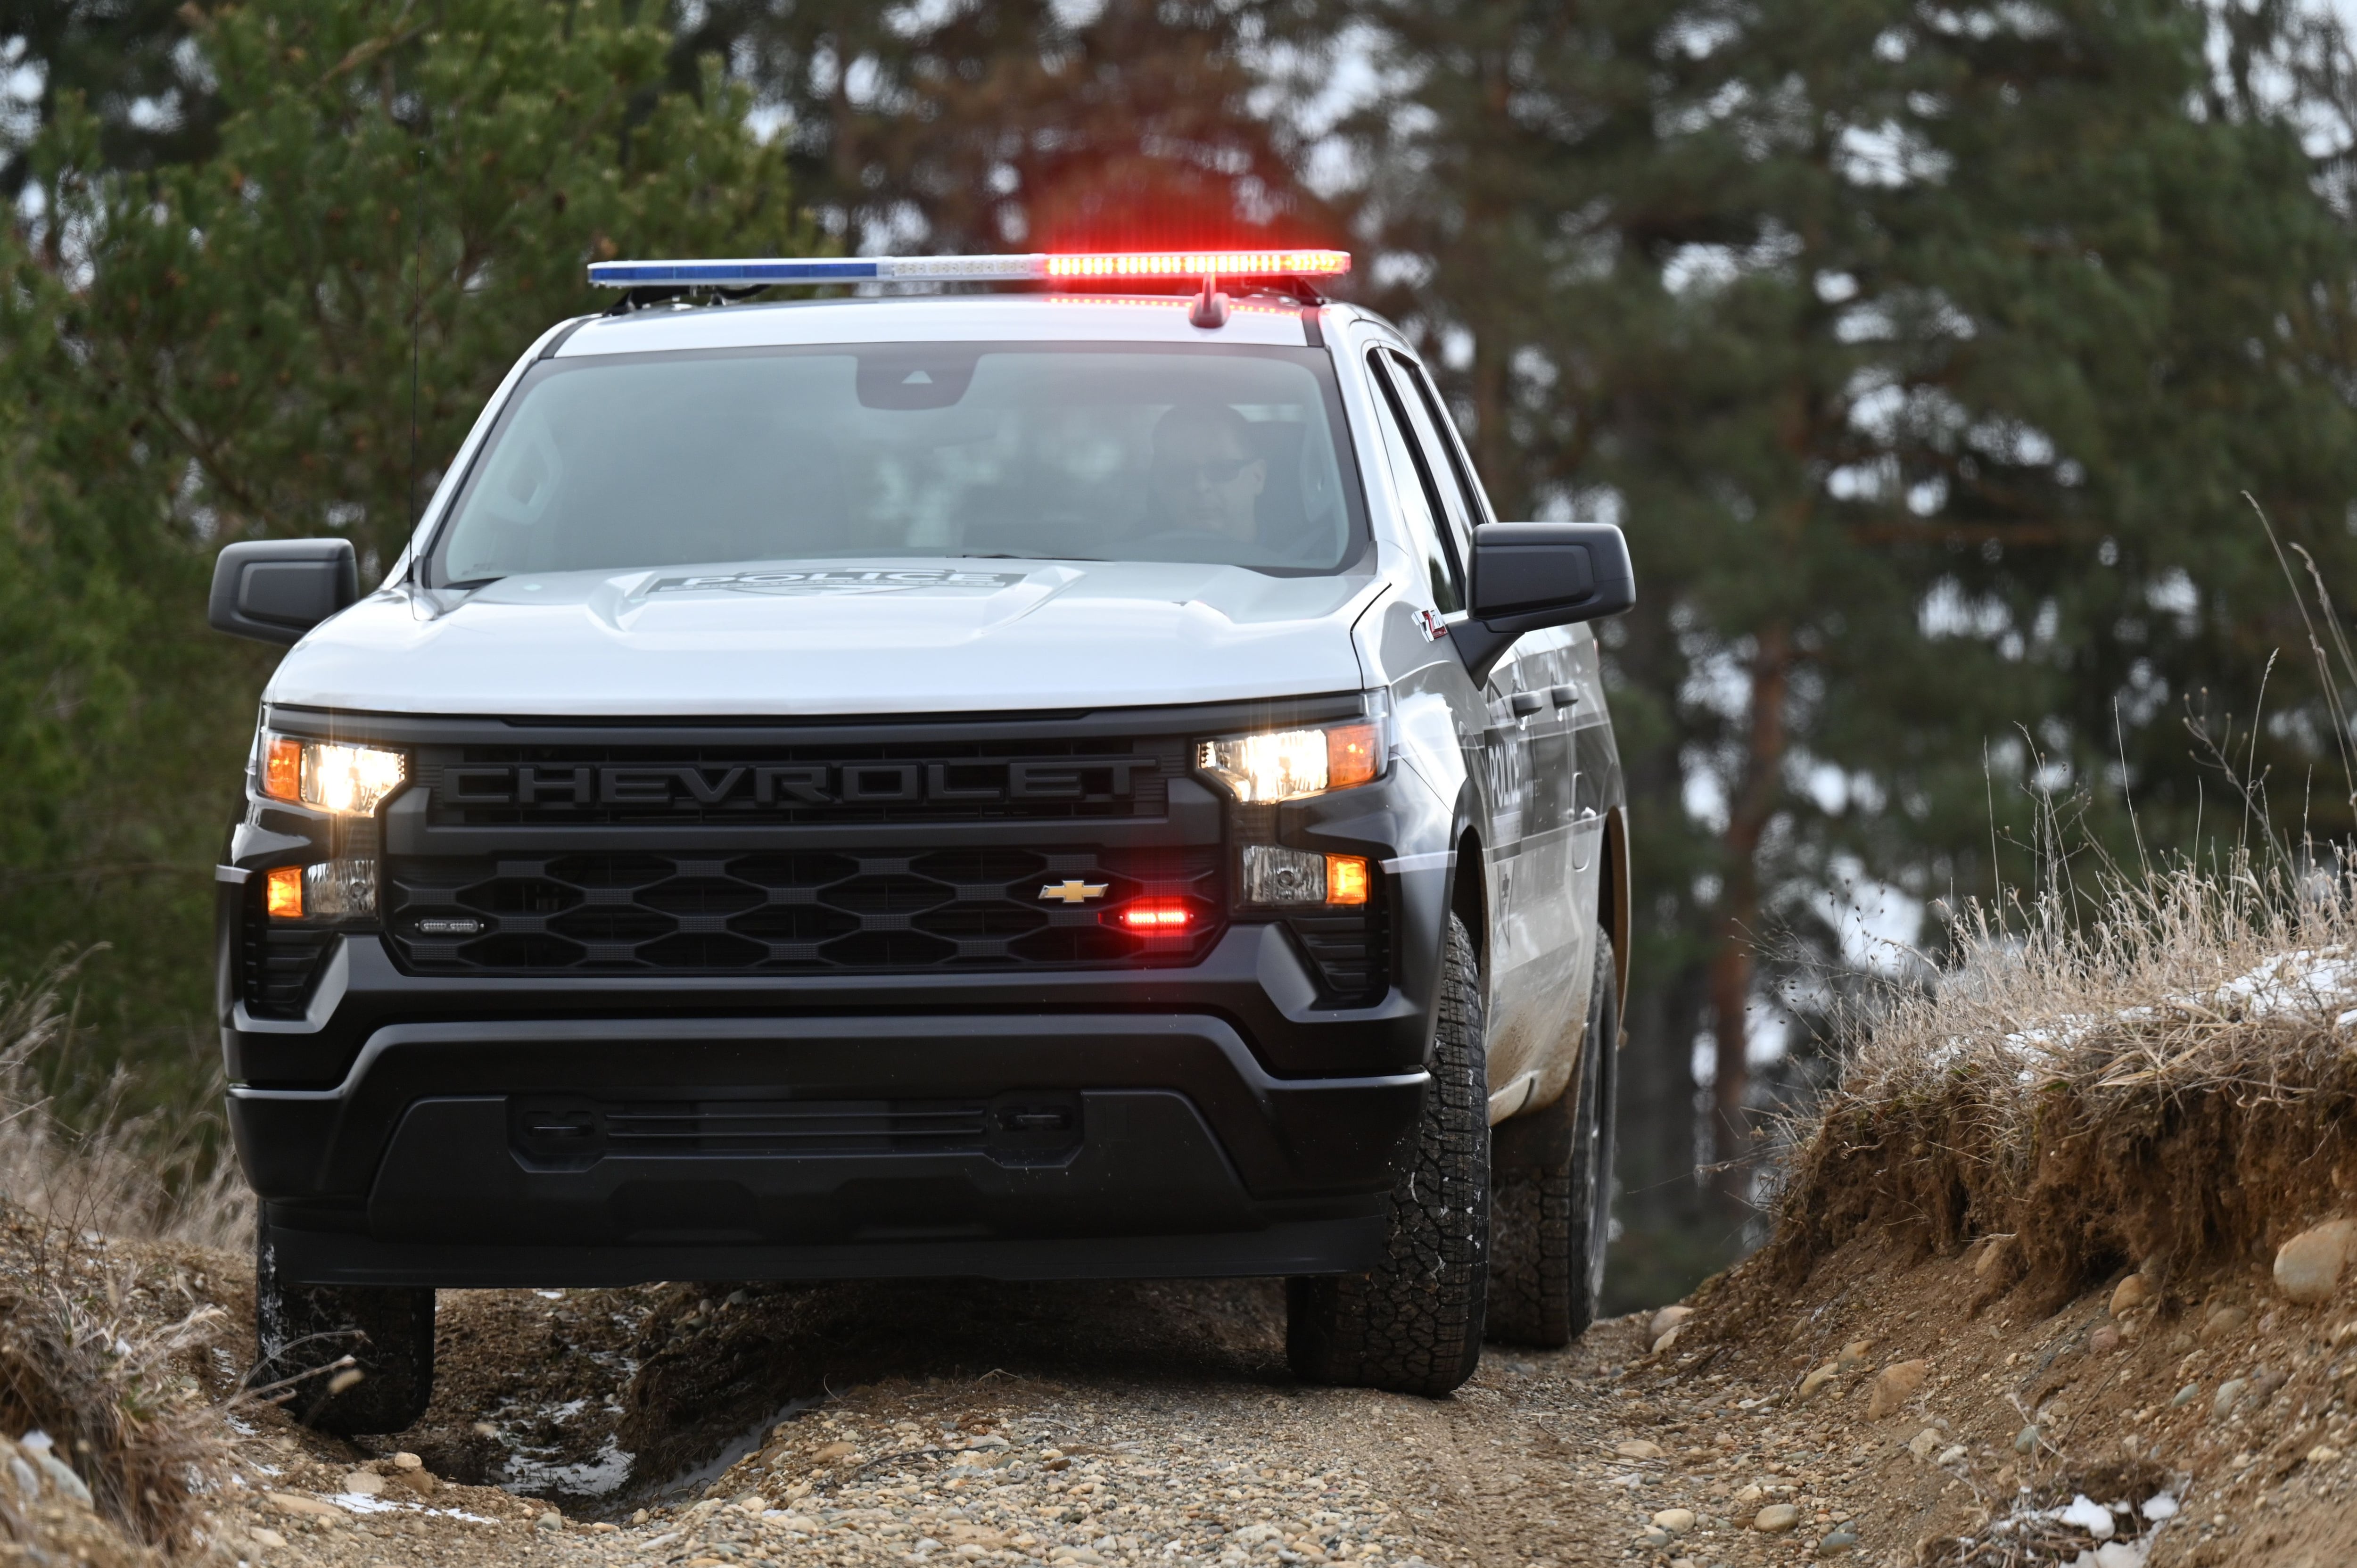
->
406, 143, 425, 608
1188, 271, 1230, 330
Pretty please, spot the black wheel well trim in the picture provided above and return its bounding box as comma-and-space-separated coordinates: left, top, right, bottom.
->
1440, 786, 1487, 971
1601, 804, 1631, 1019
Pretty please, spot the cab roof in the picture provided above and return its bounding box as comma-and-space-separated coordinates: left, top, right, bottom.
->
552, 292, 1330, 356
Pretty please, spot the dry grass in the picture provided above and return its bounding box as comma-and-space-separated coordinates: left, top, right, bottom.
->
0, 1235, 232, 1549
0, 949, 249, 1252
1759, 859, 2357, 1312
0, 951, 244, 1549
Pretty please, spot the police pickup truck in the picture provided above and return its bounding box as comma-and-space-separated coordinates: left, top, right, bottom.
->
206, 248, 1634, 1430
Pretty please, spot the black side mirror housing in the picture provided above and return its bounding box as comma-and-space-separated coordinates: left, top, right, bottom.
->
208, 539, 361, 645
1455, 522, 1636, 682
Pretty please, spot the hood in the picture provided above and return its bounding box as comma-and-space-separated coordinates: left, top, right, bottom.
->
264, 559, 1381, 717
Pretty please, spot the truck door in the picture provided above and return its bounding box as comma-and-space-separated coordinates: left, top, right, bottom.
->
1378, 352, 1586, 1120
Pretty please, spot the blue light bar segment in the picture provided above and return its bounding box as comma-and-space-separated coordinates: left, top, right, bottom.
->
589, 255, 1049, 289
588, 258, 886, 287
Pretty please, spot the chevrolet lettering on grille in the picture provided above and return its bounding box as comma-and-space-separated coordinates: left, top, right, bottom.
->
439, 756, 1155, 809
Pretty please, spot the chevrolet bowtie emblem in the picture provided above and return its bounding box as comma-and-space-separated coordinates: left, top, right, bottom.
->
1039, 880, 1109, 904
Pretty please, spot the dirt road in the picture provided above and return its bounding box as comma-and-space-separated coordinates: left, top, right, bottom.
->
219, 1277, 1666, 1568
35, 1223, 2336, 1567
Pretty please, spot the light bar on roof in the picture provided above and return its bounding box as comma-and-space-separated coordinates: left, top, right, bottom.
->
586, 249, 1351, 290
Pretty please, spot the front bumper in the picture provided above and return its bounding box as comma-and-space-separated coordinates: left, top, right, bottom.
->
237, 1010, 1422, 1287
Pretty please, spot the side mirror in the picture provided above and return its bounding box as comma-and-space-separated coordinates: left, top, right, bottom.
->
208, 539, 360, 645
1455, 523, 1636, 682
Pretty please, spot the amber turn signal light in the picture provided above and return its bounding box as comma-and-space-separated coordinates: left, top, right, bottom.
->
1326, 723, 1381, 791
1326, 854, 1370, 906
264, 866, 304, 920
263, 736, 303, 803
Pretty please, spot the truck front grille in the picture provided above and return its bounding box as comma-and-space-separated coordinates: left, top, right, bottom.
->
383, 845, 1220, 975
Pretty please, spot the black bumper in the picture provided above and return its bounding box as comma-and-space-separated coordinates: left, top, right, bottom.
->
235, 1010, 1423, 1288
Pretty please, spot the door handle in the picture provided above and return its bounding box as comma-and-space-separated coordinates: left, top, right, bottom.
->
1549, 684, 1579, 708
1571, 807, 1599, 872
1509, 692, 1545, 717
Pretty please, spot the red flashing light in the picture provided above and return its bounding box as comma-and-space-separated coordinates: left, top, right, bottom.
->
1045, 249, 1350, 281
1116, 900, 1196, 932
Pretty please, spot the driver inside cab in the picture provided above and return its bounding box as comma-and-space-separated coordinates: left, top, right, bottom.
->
1151, 403, 1267, 544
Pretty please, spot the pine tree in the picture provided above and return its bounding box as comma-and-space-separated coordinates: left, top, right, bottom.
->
0, 0, 217, 202
1316, 0, 2357, 1273
0, 0, 808, 1079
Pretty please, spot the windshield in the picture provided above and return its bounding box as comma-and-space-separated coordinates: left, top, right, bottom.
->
428, 341, 1366, 583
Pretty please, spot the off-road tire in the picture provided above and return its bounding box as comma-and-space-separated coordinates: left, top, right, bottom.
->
1286, 913, 1489, 1396
1485, 934, 1619, 1346
253, 1222, 436, 1435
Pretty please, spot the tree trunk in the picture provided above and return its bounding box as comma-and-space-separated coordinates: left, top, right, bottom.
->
1706, 619, 1790, 1217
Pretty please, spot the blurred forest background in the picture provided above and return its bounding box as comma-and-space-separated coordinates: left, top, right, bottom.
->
8, 0, 2357, 1309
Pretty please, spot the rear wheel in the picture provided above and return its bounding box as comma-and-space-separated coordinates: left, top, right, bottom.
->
253, 1222, 436, 1435
1485, 933, 1618, 1346
1286, 913, 1489, 1396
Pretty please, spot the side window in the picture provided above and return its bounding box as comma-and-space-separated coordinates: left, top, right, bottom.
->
1385, 350, 1483, 573
1364, 352, 1466, 613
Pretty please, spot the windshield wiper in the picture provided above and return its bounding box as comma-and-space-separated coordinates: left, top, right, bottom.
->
949, 552, 1107, 563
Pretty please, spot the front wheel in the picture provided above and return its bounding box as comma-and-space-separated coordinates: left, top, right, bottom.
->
253, 1222, 436, 1435
1286, 913, 1489, 1396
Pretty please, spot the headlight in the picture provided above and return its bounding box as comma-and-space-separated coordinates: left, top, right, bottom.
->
1195, 712, 1386, 803
258, 734, 408, 814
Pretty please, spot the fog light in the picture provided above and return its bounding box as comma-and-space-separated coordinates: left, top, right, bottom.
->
304, 858, 379, 920
1241, 847, 1371, 907
1243, 844, 1326, 903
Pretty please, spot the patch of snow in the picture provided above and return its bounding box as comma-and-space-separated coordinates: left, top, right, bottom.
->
2205, 946, 2357, 1016
331, 1491, 407, 1514
2059, 1493, 2115, 1539
501, 1436, 634, 1497
2141, 1492, 2177, 1521
1932, 945, 2357, 1071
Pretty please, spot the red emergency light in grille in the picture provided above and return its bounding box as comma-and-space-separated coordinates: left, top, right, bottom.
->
1115, 900, 1197, 932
